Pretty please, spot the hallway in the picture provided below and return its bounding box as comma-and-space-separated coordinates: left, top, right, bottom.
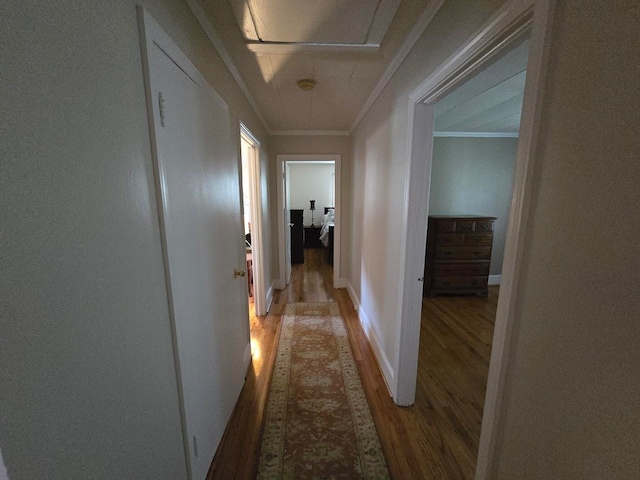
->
208, 249, 497, 479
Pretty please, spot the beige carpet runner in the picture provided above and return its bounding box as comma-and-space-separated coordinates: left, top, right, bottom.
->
258, 302, 390, 479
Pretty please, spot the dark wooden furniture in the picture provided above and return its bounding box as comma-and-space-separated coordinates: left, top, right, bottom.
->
303, 225, 323, 248
290, 209, 304, 264
423, 215, 496, 297
246, 252, 253, 297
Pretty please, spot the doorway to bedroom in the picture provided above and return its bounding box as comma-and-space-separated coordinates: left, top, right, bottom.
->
289, 161, 335, 257
239, 124, 266, 317
411, 34, 530, 477
276, 154, 342, 291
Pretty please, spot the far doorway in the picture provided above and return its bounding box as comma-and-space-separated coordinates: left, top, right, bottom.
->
276, 154, 342, 290
239, 124, 267, 316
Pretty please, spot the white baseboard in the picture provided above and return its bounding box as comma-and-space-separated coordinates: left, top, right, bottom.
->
357, 304, 394, 396
343, 282, 394, 396
334, 278, 348, 289
266, 282, 275, 313
488, 274, 502, 286
346, 281, 360, 310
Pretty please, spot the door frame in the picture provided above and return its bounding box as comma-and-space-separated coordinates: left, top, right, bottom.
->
239, 123, 268, 315
392, 0, 556, 477
276, 154, 342, 289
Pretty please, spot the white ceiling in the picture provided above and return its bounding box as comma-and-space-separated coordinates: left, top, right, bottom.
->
193, 1, 529, 135
196, 0, 435, 133
434, 39, 530, 136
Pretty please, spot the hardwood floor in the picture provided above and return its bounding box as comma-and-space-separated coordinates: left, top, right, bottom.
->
207, 249, 497, 479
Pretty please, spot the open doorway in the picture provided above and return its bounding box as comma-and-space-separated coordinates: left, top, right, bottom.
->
239, 124, 267, 316
391, 0, 555, 474
412, 36, 530, 477
276, 154, 342, 290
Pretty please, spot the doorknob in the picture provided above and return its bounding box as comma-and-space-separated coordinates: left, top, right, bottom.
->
289, 223, 294, 227
234, 268, 246, 278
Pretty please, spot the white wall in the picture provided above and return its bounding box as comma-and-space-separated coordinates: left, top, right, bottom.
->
490, 0, 640, 477
429, 137, 518, 275
0, 0, 270, 478
349, 0, 507, 389
289, 164, 335, 226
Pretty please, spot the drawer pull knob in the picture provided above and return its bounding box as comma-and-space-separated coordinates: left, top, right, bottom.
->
473, 251, 482, 255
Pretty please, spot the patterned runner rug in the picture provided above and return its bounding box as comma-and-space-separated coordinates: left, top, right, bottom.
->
258, 303, 389, 479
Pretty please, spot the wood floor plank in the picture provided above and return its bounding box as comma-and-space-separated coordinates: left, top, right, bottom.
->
207, 249, 498, 479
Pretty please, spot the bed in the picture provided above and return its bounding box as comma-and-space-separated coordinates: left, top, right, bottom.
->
319, 207, 335, 265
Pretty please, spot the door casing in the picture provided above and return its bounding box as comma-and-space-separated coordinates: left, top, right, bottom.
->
393, 1, 556, 479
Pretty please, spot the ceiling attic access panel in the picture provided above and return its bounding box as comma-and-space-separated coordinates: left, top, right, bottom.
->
229, 0, 400, 48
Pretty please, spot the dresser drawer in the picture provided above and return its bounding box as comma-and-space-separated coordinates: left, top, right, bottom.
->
456, 220, 475, 232
475, 220, 494, 232
433, 262, 490, 277
435, 246, 492, 260
464, 233, 493, 246
436, 220, 456, 232
433, 276, 489, 289
436, 233, 464, 245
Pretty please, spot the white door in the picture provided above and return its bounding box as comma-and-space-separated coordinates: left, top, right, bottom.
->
284, 162, 292, 284
143, 17, 250, 479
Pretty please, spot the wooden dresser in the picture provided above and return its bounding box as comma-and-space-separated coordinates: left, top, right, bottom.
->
423, 215, 496, 297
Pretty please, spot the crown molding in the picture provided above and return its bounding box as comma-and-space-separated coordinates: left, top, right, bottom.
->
433, 131, 519, 138
349, 0, 446, 134
187, 0, 272, 134
270, 130, 350, 136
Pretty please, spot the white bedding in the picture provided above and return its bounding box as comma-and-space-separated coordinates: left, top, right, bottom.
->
319, 221, 334, 247
319, 209, 335, 247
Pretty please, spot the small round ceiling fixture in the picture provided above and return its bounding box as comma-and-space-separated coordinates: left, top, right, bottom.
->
297, 79, 316, 91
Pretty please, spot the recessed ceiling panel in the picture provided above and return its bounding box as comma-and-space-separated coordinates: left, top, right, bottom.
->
199, 0, 431, 132
234, 0, 382, 44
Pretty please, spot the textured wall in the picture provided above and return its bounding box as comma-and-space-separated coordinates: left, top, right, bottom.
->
491, 0, 640, 478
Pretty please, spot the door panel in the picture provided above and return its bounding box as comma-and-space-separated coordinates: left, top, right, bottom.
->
148, 44, 248, 480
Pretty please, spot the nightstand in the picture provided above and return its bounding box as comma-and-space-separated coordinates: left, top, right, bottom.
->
303, 225, 323, 248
